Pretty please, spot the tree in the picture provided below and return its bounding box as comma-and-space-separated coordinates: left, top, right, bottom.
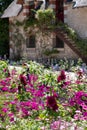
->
0, 0, 13, 57
0, 0, 13, 14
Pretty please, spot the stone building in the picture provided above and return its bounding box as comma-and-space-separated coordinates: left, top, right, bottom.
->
1, 0, 87, 60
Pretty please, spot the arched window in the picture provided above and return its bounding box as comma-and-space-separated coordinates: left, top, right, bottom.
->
66, 0, 73, 2
26, 35, 36, 48
53, 36, 64, 48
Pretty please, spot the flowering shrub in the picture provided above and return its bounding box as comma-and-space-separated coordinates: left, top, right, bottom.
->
0, 60, 9, 79
0, 61, 87, 129
69, 91, 87, 120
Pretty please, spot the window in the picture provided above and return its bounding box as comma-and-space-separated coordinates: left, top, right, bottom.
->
26, 35, 36, 48
45, 0, 49, 9
53, 36, 64, 48
66, 0, 73, 2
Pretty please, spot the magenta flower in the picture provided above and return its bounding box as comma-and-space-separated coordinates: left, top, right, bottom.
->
31, 101, 39, 110
83, 112, 87, 117
21, 108, 29, 117
69, 91, 87, 120
10, 117, 14, 122
8, 113, 14, 117
34, 90, 44, 97
1, 86, 9, 92
2, 108, 8, 113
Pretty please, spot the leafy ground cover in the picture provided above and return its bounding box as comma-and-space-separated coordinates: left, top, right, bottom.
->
0, 60, 87, 130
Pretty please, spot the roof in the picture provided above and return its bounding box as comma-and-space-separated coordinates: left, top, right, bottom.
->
1, 0, 22, 18
73, 0, 87, 8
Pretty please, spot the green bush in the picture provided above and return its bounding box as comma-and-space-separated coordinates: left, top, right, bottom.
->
0, 60, 8, 78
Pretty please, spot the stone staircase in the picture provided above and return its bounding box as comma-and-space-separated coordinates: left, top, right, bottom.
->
54, 29, 87, 64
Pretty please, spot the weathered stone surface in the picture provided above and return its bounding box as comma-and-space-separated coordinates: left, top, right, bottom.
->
66, 3, 87, 38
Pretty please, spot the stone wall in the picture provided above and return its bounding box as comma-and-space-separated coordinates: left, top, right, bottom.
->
24, 31, 79, 60
65, 3, 87, 38
9, 0, 79, 60
9, 17, 26, 60
9, 21, 79, 60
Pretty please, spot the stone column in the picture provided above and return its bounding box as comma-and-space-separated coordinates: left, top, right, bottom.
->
23, 0, 34, 18
64, 2, 68, 23
49, 0, 56, 10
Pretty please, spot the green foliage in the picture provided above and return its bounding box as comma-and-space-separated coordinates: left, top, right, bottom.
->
27, 61, 44, 75
43, 49, 59, 56
24, 17, 38, 30
0, 0, 13, 14
57, 22, 87, 56
15, 20, 23, 26
24, 9, 55, 30
3, 118, 49, 130
37, 9, 55, 29
0, 61, 87, 129
0, 60, 8, 78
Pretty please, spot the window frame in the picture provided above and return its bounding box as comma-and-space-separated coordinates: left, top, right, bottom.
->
26, 35, 36, 48
53, 36, 64, 50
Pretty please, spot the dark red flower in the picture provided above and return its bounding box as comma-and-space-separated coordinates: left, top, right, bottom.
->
77, 71, 83, 79
19, 74, 27, 86
18, 85, 22, 93
47, 96, 58, 111
57, 70, 66, 82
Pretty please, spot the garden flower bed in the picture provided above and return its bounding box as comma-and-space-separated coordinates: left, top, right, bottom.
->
0, 60, 87, 130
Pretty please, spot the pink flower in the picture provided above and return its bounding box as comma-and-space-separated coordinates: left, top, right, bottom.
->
50, 120, 61, 130
81, 104, 87, 110
10, 101, 16, 105
74, 114, 80, 120
11, 69, 17, 75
